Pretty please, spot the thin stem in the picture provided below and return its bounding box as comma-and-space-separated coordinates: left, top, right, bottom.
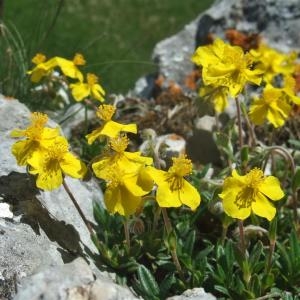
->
153, 206, 161, 232
235, 96, 243, 149
238, 220, 246, 258
240, 102, 257, 147
123, 219, 131, 251
265, 239, 275, 275
161, 208, 184, 279
221, 224, 228, 246
62, 179, 93, 235
264, 146, 297, 224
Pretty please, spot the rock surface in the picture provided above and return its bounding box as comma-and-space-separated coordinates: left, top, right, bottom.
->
166, 288, 216, 300
14, 257, 139, 300
151, 0, 300, 89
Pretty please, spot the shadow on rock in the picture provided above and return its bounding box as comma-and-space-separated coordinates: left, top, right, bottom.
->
0, 172, 82, 262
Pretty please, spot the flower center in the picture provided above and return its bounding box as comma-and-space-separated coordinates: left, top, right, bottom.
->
46, 140, 68, 162
73, 53, 86, 66
96, 104, 116, 121
32, 53, 46, 65
234, 168, 264, 209
104, 165, 123, 188
87, 73, 98, 86
25, 112, 48, 140
165, 154, 192, 191
109, 134, 129, 153
169, 154, 192, 177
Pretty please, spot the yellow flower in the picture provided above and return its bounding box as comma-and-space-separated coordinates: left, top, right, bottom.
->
192, 38, 263, 96
69, 73, 105, 102
47, 53, 85, 82
27, 136, 87, 191
145, 154, 200, 210
94, 162, 151, 216
27, 53, 57, 83
92, 134, 153, 187
281, 75, 300, 105
11, 112, 59, 165
199, 85, 230, 113
86, 104, 137, 143
250, 44, 297, 83
249, 84, 292, 128
219, 168, 284, 221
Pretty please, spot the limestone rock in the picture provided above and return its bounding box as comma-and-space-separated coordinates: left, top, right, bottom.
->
14, 258, 139, 300
166, 288, 216, 300
0, 95, 105, 298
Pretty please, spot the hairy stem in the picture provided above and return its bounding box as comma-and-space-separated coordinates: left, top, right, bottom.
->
62, 179, 93, 235
161, 208, 184, 279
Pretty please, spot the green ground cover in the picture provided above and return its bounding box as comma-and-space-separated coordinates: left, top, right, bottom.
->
2, 0, 212, 94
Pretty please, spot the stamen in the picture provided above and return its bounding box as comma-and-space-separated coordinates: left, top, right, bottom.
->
169, 154, 192, 177
87, 73, 98, 85
234, 168, 264, 209
32, 53, 46, 65
109, 134, 129, 153
73, 53, 86, 66
96, 104, 116, 121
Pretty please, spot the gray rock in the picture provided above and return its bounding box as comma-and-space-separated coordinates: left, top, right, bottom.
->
166, 288, 216, 300
0, 95, 106, 298
14, 258, 139, 300
147, 0, 300, 91
14, 257, 94, 300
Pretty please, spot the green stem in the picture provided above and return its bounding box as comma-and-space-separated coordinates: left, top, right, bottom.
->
238, 219, 246, 258
264, 146, 297, 224
123, 218, 131, 251
161, 208, 184, 279
235, 96, 243, 149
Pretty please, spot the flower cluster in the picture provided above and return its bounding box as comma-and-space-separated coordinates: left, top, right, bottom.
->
11, 112, 86, 190
28, 53, 105, 103
192, 37, 300, 128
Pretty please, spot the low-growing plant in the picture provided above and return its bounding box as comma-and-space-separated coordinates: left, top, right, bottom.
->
8, 30, 300, 300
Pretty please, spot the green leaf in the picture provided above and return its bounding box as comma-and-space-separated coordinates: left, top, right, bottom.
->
214, 285, 230, 297
159, 274, 175, 298
250, 273, 261, 298
185, 230, 196, 257
292, 168, 300, 191
249, 241, 263, 272
136, 265, 160, 298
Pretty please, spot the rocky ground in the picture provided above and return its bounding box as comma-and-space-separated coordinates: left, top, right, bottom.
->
1, 0, 300, 299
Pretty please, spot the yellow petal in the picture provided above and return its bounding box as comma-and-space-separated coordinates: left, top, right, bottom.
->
86, 127, 104, 144
70, 82, 90, 101
54, 57, 83, 81
259, 176, 284, 201
222, 191, 251, 220
180, 180, 201, 210
101, 120, 137, 138
91, 84, 105, 102
35, 166, 63, 191
137, 167, 154, 193
252, 193, 276, 221
123, 175, 149, 197
156, 182, 182, 208
105, 186, 142, 216
249, 101, 268, 125
60, 153, 87, 178
11, 140, 37, 166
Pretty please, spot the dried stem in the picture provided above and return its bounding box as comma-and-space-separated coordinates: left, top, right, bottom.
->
62, 179, 93, 235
